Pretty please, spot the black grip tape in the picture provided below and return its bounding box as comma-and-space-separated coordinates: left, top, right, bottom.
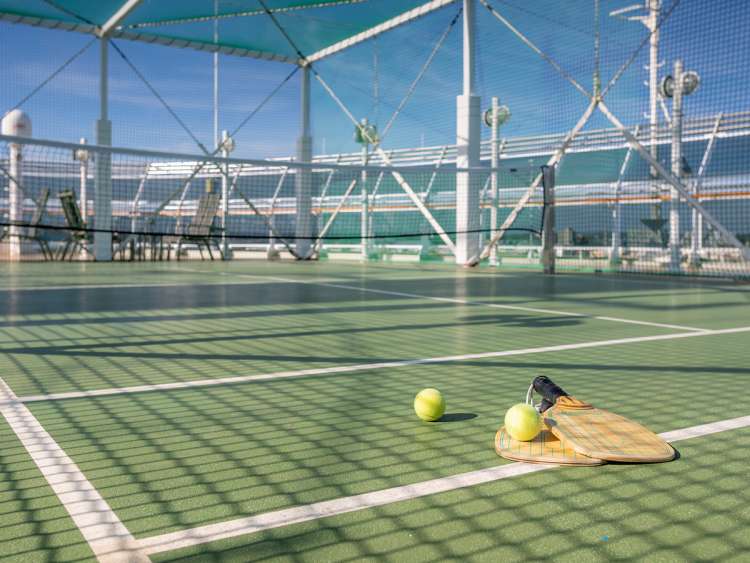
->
533, 376, 568, 405
538, 398, 555, 413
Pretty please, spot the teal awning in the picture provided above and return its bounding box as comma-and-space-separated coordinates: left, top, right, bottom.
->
0, 0, 455, 64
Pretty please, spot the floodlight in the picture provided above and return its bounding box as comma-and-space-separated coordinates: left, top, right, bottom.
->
659, 70, 700, 98
682, 71, 700, 95
354, 119, 379, 145
484, 105, 511, 127
73, 138, 90, 162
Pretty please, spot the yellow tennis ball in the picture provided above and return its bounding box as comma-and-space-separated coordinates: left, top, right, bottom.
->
504, 403, 542, 441
414, 388, 445, 421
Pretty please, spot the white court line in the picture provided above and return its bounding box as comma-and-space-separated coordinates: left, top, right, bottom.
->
0, 280, 259, 292
136, 414, 750, 556
17, 325, 750, 403
195, 269, 708, 332
593, 316, 709, 332
0, 378, 149, 563
0, 268, 708, 331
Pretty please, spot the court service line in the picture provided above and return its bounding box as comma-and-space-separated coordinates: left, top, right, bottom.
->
136, 413, 750, 556
199, 269, 708, 332
0, 378, 149, 563
18, 325, 750, 403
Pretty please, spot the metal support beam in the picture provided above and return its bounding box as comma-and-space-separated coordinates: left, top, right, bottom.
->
489, 97, 501, 266
268, 168, 289, 258
689, 113, 722, 266
599, 100, 750, 262
0, 12, 297, 64
94, 39, 113, 261
455, 0, 481, 264
125, 1, 368, 29
468, 98, 597, 266
312, 178, 359, 254
610, 125, 638, 264
648, 0, 661, 191
295, 66, 314, 258
213, 0, 220, 150
221, 130, 230, 258
307, 0, 458, 63
312, 71, 455, 253
99, 0, 144, 37
668, 59, 683, 271
7, 143, 22, 261
360, 144, 370, 259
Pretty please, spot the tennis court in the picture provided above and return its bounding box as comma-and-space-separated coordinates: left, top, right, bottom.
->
1, 261, 749, 561
3, 1, 750, 560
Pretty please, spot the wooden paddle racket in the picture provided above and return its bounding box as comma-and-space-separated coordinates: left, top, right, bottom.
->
533, 376, 675, 463
495, 423, 604, 466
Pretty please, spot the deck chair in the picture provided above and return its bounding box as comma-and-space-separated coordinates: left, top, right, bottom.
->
57, 190, 91, 260
164, 192, 223, 260
0, 188, 53, 260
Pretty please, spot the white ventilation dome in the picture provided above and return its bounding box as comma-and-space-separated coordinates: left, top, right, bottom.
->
1, 109, 32, 138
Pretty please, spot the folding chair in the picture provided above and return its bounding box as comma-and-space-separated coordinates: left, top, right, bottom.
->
0, 187, 53, 260
57, 190, 91, 260
164, 192, 223, 260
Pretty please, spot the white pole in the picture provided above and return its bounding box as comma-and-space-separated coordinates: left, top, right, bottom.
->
689, 114, 722, 266
77, 137, 89, 257
649, 0, 660, 168
648, 0, 661, 226
489, 96, 499, 266
455, 0, 481, 264
463, 0, 475, 97
78, 138, 88, 223
8, 143, 22, 261
669, 59, 683, 271
221, 129, 229, 258
2, 110, 31, 261
610, 127, 638, 265
213, 0, 219, 150
295, 65, 313, 258
94, 38, 113, 261
361, 140, 369, 259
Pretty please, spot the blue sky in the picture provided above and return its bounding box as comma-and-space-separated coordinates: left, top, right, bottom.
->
1, 0, 748, 158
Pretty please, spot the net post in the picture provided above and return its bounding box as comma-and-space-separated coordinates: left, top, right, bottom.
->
541, 165, 556, 275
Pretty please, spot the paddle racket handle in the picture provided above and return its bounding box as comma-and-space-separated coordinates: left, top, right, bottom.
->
538, 398, 555, 413
533, 376, 568, 406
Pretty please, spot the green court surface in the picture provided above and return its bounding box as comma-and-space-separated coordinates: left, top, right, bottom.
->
0, 417, 95, 562
1, 262, 749, 561
151, 428, 750, 562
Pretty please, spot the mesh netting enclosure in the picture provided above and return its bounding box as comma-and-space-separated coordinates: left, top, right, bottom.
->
1, 0, 750, 276
0, 136, 543, 262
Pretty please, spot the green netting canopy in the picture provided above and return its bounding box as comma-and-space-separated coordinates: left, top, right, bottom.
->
0, 0, 452, 63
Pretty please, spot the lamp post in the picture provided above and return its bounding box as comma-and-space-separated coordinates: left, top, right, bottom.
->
354, 118, 378, 260
220, 130, 235, 259
483, 98, 510, 266
610, 1, 665, 240
73, 137, 90, 256
660, 62, 700, 272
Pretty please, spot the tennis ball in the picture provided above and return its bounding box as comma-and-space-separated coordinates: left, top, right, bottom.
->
504, 403, 542, 441
414, 388, 445, 421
